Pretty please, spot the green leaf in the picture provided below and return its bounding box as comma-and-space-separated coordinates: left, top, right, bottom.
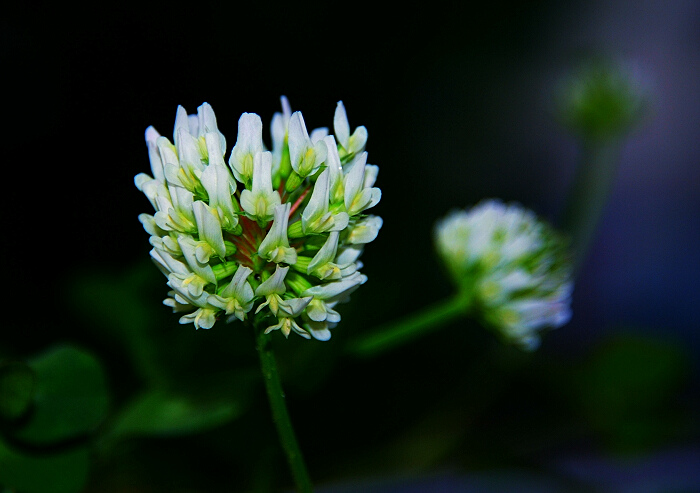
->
101, 369, 257, 444
13, 345, 110, 445
105, 388, 243, 440
0, 362, 35, 421
0, 440, 89, 493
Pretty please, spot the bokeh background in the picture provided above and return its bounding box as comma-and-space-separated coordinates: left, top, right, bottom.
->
3, 0, 699, 491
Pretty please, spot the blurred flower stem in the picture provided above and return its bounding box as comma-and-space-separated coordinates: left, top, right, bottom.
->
255, 328, 313, 493
560, 139, 622, 275
556, 58, 649, 274
347, 291, 472, 357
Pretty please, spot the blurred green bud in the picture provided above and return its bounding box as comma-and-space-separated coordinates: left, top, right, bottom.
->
556, 59, 650, 141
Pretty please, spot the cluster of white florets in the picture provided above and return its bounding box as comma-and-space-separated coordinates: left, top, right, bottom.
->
435, 200, 572, 349
135, 97, 381, 340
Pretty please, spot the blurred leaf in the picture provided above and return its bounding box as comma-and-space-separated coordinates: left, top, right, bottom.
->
105, 388, 243, 440
0, 362, 35, 421
13, 345, 110, 445
69, 262, 156, 336
103, 368, 258, 442
68, 262, 167, 385
0, 440, 89, 493
571, 333, 690, 452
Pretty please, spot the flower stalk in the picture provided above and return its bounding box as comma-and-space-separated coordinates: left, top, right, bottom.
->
348, 290, 473, 357
255, 327, 313, 493
560, 140, 622, 275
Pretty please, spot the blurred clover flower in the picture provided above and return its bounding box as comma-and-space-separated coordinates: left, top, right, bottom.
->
434, 200, 573, 350
135, 98, 382, 340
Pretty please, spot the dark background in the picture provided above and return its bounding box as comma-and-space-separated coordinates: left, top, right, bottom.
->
4, 1, 699, 491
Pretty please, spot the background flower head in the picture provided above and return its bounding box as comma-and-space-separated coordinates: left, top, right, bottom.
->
435, 199, 573, 350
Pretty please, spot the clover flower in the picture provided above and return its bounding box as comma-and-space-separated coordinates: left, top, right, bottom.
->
135, 98, 382, 340
434, 200, 572, 350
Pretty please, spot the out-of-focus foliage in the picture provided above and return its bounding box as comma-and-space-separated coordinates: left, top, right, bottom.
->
0, 345, 108, 493
0, 362, 35, 421
13, 346, 110, 445
0, 441, 90, 493
568, 333, 693, 453
2, 260, 694, 491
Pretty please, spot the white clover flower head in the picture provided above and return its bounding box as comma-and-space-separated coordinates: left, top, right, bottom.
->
434, 199, 573, 350
136, 98, 382, 340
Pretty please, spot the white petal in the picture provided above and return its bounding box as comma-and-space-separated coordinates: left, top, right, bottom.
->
323, 135, 344, 202
187, 114, 199, 136
255, 265, 289, 296
205, 132, 226, 167
177, 127, 204, 173
335, 244, 364, 266
344, 152, 367, 211
308, 231, 339, 274
279, 296, 312, 317
150, 248, 190, 277
280, 95, 291, 120
145, 126, 165, 182
177, 235, 216, 284
193, 201, 226, 258
306, 300, 328, 322
306, 319, 332, 341
252, 151, 274, 196
310, 127, 328, 144
173, 105, 191, 144
288, 111, 310, 172
348, 126, 368, 154
363, 164, 379, 188
220, 266, 254, 302
302, 169, 330, 232
333, 101, 350, 149
347, 215, 383, 244
258, 203, 292, 259
303, 273, 365, 301
157, 136, 179, 169
201, 164, 237, 220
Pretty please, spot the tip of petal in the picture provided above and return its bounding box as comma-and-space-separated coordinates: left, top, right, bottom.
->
145, 125, 160, 143
280, 95, 291, 117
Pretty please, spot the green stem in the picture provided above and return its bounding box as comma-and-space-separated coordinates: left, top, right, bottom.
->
255, 328, 313, 493
560, 138, 622, 275
347, 292, 472, 357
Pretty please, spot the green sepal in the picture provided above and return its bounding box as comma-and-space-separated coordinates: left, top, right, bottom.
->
291, 256, 312, 275
285, 171, 304, 193
213, 261, 239, 281
224, 240, 237, 256
284, 271, 314, 296
278, 143, 292, 180
287, 220, 304, 238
